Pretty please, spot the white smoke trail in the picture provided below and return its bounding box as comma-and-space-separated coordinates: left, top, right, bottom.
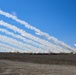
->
0, 35, 30, 51
0, 28, 49, 51
0, 9, 75, 52
0, 43, 19, 52
0, 20, 68, 53
0, 20, 55, 48
0, 46, 15, 52
0, 43, 33, 53
0, 34, 43, 53
74, 44, 76, 46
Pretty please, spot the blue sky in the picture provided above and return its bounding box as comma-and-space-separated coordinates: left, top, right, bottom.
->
0, 0, 76, 48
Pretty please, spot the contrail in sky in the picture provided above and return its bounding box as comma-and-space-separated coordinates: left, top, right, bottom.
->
0, 9, 75, 52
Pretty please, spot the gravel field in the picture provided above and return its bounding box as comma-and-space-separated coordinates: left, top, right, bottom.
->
0, 60, 76, 75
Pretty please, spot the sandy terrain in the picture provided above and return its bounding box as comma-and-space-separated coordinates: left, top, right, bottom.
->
0, 60, 76, 75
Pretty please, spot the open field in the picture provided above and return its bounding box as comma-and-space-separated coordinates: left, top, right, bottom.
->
0, 53, 76, 75
0, 53, 76, 65
0, 60, 76, 75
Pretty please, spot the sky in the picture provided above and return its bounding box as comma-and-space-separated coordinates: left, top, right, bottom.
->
0, 0, 76, 52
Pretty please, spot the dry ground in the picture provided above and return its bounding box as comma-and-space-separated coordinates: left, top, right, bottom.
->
0, 60, 76, 75
0, 53, 76, 75
0, 53, 76, 65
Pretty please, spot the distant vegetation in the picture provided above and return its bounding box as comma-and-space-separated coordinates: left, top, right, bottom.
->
0, 52, 76, 65
0, 52, 76, 55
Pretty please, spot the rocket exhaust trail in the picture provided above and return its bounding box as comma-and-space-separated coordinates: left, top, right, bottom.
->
0, 9, 75, 52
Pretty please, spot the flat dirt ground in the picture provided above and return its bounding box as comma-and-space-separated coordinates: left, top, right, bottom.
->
0, 60, 76, 75
0, 53, 76, 75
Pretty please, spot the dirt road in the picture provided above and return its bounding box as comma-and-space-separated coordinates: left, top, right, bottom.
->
0, 60, 76, 75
